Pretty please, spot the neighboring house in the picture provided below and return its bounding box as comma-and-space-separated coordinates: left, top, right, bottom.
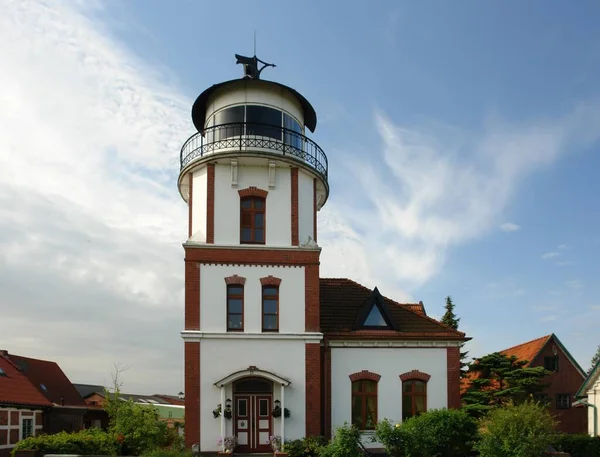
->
5, 353, 89, 434
0, 352, 50, 457
575, 358, 600, 437
72, 384, 109, 429
176, 55, 468, 454
74, 385, 184, 429
464, 334, 587, 434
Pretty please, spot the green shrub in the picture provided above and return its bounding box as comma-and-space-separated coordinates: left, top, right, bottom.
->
374, 419, 406, 457
550, 433, 600, 457
12, 428, 118, 456
285, 436, 327, 457
475, 401, 555, 457
318, 424, 362, 457
402, 409, 478, 457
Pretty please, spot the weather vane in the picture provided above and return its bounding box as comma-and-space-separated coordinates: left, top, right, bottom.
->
235, 53, 276, 80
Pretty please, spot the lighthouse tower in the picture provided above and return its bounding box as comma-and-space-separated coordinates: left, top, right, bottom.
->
179, 54, 328, 453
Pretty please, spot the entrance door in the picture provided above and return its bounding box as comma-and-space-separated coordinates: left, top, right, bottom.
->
234, 394, 272, 452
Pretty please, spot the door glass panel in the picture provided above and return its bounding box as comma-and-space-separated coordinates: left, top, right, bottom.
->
259, 399, 269, 417
237, 399, 247, 417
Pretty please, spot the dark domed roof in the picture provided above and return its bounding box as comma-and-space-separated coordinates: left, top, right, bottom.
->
191, 78, 317, 134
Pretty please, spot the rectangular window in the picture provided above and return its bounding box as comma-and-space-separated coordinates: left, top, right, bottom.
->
240, 197, 265, 244
227, 285, 244, 331
544, 356, 559, 372
351, 380, 377, 430
21, 418, 33, 439
262, 286, 279, 332
534, 393, 550, 406
246, 105, 282, 140
402, 380, 427, 420
556, 394, 570, 409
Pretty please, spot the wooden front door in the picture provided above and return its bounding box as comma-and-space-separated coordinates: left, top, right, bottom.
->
234, 394, 272, 452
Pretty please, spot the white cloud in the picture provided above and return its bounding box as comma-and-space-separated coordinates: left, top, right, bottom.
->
500, 222, 520, 232
558, 244, 568, 249
555, 260, 574, 266
540, 314, 558, 322
567, 279, 584, 290
542, 252, 560, 259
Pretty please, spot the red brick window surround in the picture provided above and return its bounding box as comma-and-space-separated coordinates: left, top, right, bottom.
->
238, 187, 268, 199
225, 275, 246, 286
349, 371, 380, 430
226, 284, 244, 331
262, 285, 279, 332
240, 196, 266, 244
260, 275, 282, 287
400, 370, 430, 420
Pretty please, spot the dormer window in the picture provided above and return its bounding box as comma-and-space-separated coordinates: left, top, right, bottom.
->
364, 306, 387, 327
240, 197, 265, 244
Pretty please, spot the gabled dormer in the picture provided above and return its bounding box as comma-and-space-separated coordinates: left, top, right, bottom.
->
353, 287, 397, 330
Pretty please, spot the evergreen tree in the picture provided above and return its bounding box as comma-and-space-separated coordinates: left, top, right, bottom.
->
462, 352, 551, 418
441, 296, 460, 329
589, 344, 600, 374
441, 296, 469, 377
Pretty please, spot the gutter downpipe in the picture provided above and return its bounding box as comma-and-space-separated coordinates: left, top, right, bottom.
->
573, 398, 598, 437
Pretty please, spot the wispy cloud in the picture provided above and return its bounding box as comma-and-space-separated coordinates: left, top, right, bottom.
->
321, 100, 600, 292
500, 222, 520, 232
555, 260, 574, 266
542, 252, 560, 259
558, 244, 568, 249
567, 279, 584, 291
540, 314, 558, 322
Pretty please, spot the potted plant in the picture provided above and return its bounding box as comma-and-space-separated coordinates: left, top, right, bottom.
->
213, 402, 233, 419
217, 436, 237, 453
267, 435, 282, 452
271, 400, 291, 418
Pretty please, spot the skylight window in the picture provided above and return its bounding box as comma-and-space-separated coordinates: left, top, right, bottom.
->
364, 306, 387, 327
0, 368, 7, 377
40, 383, 47, 391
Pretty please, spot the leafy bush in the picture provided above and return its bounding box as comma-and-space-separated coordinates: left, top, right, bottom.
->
12, 428, 118, 456
550, 433, 600, 457
397, 409, 478, 457
285, 436, 327, 457
475, 401, 555, 457
318, 424, 362, 457
374, 420, 406, 457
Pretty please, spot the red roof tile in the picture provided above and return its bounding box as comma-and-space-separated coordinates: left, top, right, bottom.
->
319, 278, 465, 339
0, 352, 52, 407
7, 353, 86, 407
500, 334, 552, 367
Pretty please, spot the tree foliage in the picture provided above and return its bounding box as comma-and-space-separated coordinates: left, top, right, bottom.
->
462, 352, 550, 417
318, 424, 362, 457
475, 401, 556, 457
589, 344, 600, 375
441, 296, 469, 377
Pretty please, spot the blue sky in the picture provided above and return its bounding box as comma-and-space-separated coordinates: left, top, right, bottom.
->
1, 0, 600, 392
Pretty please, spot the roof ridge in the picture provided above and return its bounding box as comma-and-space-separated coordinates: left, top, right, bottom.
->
391, 302, 466, 337
500, 334, 552, 354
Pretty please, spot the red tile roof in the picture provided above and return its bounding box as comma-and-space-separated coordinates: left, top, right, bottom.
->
0, 352, 52, 407
499, 334, 552, 366
6, 353, 86, 407
319, 278, 465, 339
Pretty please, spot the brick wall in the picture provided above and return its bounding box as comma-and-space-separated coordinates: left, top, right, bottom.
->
184, 260, 200, 330
185, 342, 200, 448
532, 340, 587, 434
447, 347, 461, 409
206, 164, 215, 244
291, 168, 299, 246
305, 264, 320, 332
305, 343, 322, 436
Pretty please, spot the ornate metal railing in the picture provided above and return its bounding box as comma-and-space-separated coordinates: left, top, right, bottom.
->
180, 122, 328, 181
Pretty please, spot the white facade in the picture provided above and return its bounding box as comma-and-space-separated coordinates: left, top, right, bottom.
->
199, 264, 306, 333
0, 407, 43, 451
190, 167, 207, 242
198, 338, 311, 451
584, 375, 600, 436
298, 170, 315, 245
330, 346, 448, 446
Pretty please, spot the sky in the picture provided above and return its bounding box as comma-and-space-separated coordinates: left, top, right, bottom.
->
1, 0, 600, 394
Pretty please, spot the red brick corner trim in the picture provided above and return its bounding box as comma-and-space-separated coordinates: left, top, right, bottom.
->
447, 347, 461, 409
399, 370, 431, 382
349, 370, 381, 382
260, 275, 282, 286
291, 168, 299, 246
206, 164, 215, 244
224, 275, 246, 285
305, 343, 322, 436
238, 186, 268, 199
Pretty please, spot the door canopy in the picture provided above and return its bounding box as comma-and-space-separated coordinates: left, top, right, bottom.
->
214, 365, 291, 387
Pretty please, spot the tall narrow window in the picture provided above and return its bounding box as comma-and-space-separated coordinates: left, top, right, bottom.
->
227, 285, 244, 331
262, 286, 279, 332
351, 380, 377, 430
402, 379, 427, 420
21, 418, 34, 439
240, 197, 265, 244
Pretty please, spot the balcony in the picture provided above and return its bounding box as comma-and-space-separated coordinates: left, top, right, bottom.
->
180, 122, 328, 182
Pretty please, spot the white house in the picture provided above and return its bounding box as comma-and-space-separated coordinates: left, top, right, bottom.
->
575, 358, 600, 437
177, 53, 468, 454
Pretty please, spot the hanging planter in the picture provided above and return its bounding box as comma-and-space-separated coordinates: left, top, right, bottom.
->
213, 401, 233, 419
271, 404, 291, 418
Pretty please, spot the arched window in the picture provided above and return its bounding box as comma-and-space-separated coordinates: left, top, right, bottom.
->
350, 374, 379, 430
240, 197, 265, 244
402, 379, 427, 420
